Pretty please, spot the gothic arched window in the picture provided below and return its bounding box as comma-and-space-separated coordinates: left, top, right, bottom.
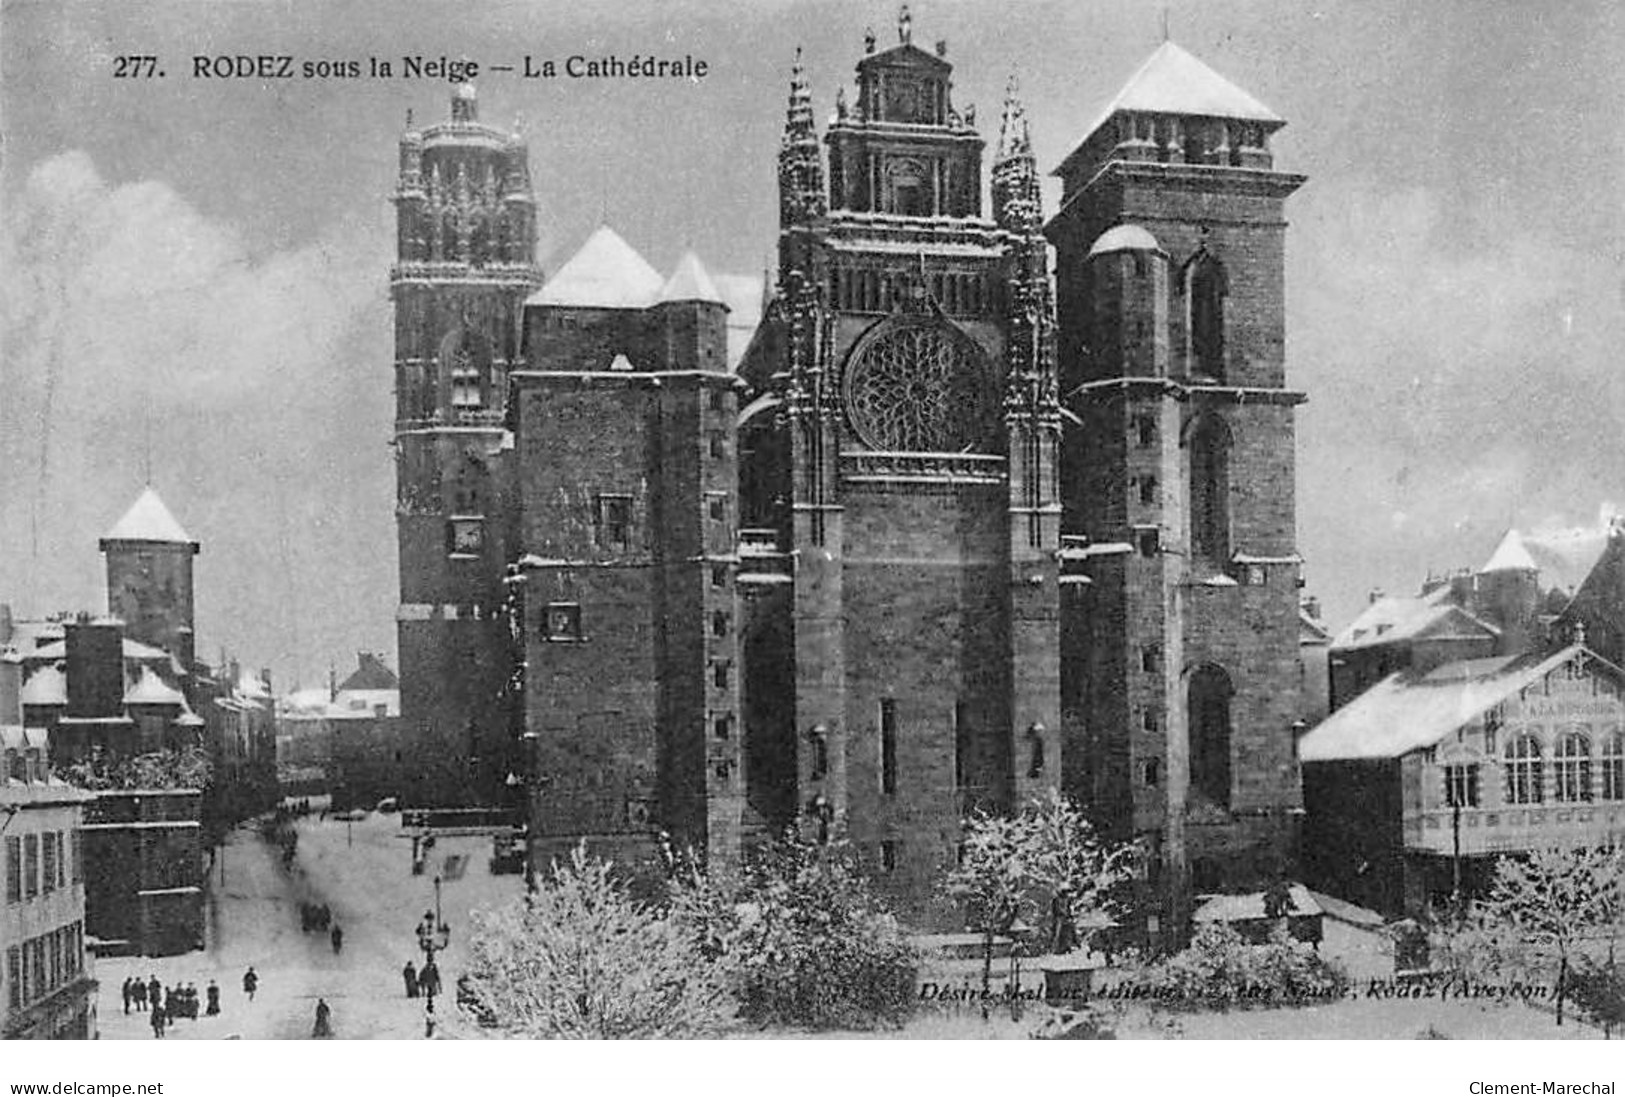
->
439, 327, 492, 413
1188, 665, 1233, 809
1188, 416, 1232, 565
1504, 734, 1543, 805
1554, 731, 1592, 803
1187, 252, 1227, 381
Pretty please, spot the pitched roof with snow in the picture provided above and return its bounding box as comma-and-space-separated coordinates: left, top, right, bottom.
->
526, 226, 665, 309
1330, 587, 1499, 651
1299, 646, 1622, 762
1068, 40, 1283, 154
125, 666, 184, 706
102, 487, 196, 545
21, 666, 66, 706
658, 252, 726, 306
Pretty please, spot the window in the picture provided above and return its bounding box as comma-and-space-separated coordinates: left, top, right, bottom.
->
1136, 416, 1157, 447
1554, 732, 1593, 803
6, 749, 20, 781
1603, 734, 1624, 802
1188, 665, 1234, 809
809, 726, 829, 781
1245, 565, 1267, 587
1504, 734, 1543, 805
711, 564, 727, 590
1188, 252, 1227, 380
5, 837, 19, 904
41, 834, 55, 895
446, 516, 484, 557
713, 715, 733, 741
71, 831, 82, 885
1139, 476, 1158, 506
708, 388, 726, 413
1142, 709, 1159, 733
1141, 644, 1162, 674
7, 947, 17, 1009
1141, 758, 1162, 787
709, 432, 727, 460
1444, 765, 1480, 808
880, 699, 898, 795
1137, 528, 1160, 558
597, 494, 633, 550
1188, 416, 1232, 564
542, 603, 582, 642
707, 494, 727, 523
711, 611, 729, 638
23, 835, 38, 899
713, 662, 730, 690
881, 840, 898, 873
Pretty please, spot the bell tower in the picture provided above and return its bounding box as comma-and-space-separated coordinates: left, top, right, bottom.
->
1047, 41, 1307, 941
391, 83, 543, 805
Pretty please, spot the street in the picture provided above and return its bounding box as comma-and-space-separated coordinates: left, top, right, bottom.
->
94, 810, 526, 1039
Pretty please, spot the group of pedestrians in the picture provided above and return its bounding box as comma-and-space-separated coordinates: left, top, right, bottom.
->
401, 958, 441, 999
123, 975, 221, 1038
299, 900, 344, 953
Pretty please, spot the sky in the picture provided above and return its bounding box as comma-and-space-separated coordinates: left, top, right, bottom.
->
1, 0, 1621, 690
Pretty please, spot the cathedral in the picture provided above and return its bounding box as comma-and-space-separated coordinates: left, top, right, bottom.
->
389, 13, 1308, 936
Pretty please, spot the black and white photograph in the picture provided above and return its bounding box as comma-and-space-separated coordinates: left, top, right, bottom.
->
0, 0, 1621, 1082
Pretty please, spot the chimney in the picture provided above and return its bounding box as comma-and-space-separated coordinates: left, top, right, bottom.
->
0, 648, 22, 727
65, 618, 124, 719
0, 603, 13, 646
329, 662, 338, 702
260, 667, 273, 695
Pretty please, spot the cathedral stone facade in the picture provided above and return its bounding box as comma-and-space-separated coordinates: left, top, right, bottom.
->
391, 18, 1309, 935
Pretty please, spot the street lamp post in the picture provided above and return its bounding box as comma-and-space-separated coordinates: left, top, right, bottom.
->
415, 875, 450, 1038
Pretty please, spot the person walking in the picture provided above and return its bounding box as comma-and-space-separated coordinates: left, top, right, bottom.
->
146, 975, 161, 1015
402, 960, 418, 998
242, 966, 258, 1002
312, 997, 332, 1039
418, 959, 441, 1000
149, 1001, 165, 1039
330, 924, 343, 954
206, 979, 220, 1017
121, 977, 133, 1014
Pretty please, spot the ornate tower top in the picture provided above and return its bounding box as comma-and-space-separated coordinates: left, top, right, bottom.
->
992, 72, 1040, 235
778, 48, 825, 227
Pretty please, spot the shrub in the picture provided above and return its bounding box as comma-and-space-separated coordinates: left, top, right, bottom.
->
671, 835, 920, 1031
1138, 922, 1349, 1009
1566, 959, 1625, 1039
460, 843, 733, 1039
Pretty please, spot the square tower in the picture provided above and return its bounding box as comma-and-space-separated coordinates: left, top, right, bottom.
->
1045, 41, 1308, 941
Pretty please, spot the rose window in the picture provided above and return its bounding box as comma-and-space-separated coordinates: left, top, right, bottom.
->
843, 319, 995, 452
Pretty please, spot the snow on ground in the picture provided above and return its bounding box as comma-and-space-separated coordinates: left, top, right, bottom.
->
96, 811, 526, 1040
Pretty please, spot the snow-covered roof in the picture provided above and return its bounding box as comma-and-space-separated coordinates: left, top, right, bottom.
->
21, 666, 66, 706
1299, 646, 1619, 762
331, 688, 400, 719
125, 666, 184, 706
658, 252, 726, 306
1060, 40, 1284, 171
22, 636, 183, 671
1330, 587, 1499, 651
1521, 525, 1614, 597
103, 487, 195, 545
1479, 529, 1539, 573
527, 225, 665, 309
1087, 224, 1163, 258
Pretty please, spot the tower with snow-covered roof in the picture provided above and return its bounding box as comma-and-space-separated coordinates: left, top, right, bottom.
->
508, 227, 742, 869
99, 486, 199, 672
391, 84, 544, 806
1045, 40, 1308, 938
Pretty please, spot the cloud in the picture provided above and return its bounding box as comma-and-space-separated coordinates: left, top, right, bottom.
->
0, 151, 393, 682
1291, 181, 1625, 625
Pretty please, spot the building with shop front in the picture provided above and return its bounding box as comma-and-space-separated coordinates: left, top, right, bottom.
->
1, 650, 97, 1040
